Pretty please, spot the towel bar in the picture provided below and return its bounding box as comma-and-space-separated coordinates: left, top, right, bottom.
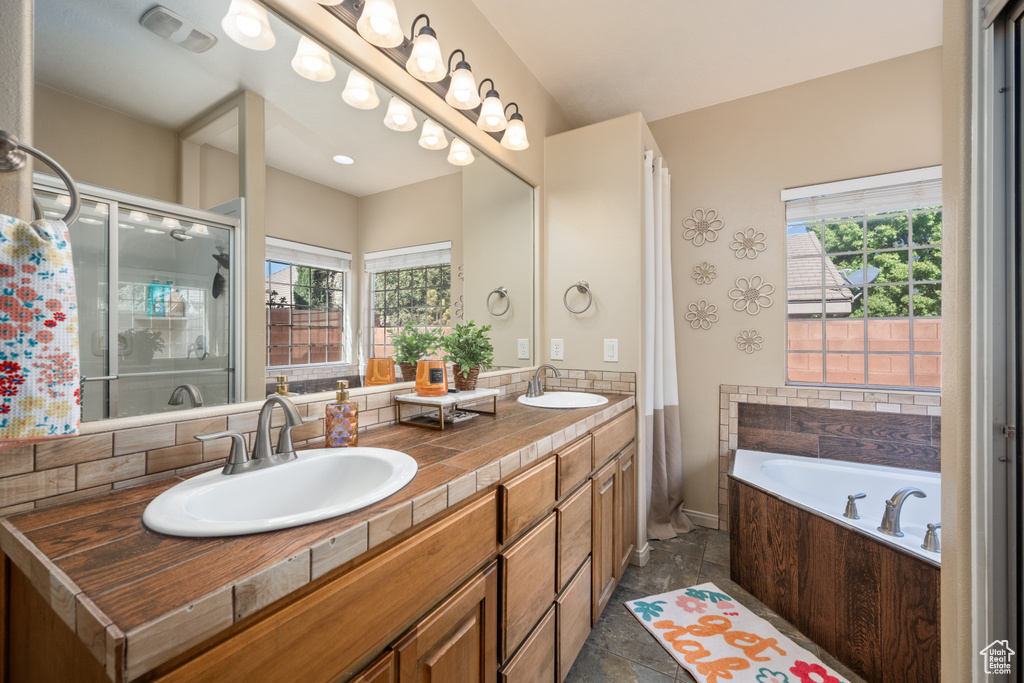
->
0, 130, 80, 225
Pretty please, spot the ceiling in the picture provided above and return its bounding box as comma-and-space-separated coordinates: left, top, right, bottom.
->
34, 0, 459, 197
470, 0, 944, 127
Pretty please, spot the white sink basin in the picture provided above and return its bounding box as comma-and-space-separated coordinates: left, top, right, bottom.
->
143, 447, 418, 537
518, 392, 609, 409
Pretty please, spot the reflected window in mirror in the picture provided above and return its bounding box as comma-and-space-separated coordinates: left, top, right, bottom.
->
365, 241, 452, 360
265, 239, 350, 368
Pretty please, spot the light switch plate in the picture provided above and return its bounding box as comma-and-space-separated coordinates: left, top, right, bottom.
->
604, 339, 618, 362
517, 339, 530, 359
550, 338, 564, 361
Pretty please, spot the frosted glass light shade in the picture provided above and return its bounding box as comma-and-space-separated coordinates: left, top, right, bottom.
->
445, 65, 480, 109
222, 0, 275, 50
342, 69, 380, 109
291, 36, 336, 82
418, 120, 448, 150
406, 29, 445, 82
384, 97, 417, 132
356, 0, 403, 48
477, 92, 507, 132
447, 138, 474, 166
501, 115, 529, 150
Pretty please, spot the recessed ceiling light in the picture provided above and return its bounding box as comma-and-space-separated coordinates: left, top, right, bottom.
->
332, 155, 355, 165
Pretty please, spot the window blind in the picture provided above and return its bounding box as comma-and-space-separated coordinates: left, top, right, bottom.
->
266, 237, 351, 271
784, 177, 942, 225
363, 240, 451, 271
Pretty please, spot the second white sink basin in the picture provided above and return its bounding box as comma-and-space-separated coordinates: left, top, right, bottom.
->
143, 447, 418, 537
518, 392, 609, 409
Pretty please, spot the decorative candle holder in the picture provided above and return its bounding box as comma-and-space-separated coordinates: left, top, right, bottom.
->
415, 360, 448, 397
365, 358, 396, 386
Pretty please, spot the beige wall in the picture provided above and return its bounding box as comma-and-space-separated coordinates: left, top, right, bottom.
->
544, 113, 649, 373
0, 0, 33, 217
33, 84, 178, 203
266, 166, 358, 254
648, 47, 942, 518
463, 156, 534, 367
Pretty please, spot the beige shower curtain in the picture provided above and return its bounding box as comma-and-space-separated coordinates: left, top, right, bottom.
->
643, 151, 693, 540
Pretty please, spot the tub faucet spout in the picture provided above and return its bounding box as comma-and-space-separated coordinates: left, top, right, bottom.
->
877, 486, 926, 537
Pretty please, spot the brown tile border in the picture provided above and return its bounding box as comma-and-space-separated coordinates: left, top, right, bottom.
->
718, 384, 941, 531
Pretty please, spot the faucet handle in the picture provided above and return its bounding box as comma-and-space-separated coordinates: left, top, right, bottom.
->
922, 522, 941, 553
195, 431, 249, 470
843, 493, 867, 520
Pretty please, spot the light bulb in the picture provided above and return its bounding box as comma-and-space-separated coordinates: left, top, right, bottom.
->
342, 69, 380, 109
384, 97, 417, 132
406, 25, 445, 82
129, 210, 148, 222
356, 0, 403, 48
445, 61, 480, 109
447, 138, 474, 166
222, 0, 276, 51
291, 36, 336, 82
477, 90, 507, 132
501, 114, 530, 150
418, 120, 448, 150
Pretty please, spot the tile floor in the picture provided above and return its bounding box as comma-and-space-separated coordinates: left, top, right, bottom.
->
564, 526, 868, 683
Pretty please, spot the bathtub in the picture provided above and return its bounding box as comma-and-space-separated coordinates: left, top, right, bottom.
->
731, 449, 941, 565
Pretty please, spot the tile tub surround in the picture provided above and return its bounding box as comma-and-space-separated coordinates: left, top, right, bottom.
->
717, 385, 942, 531
0, 393, 635, 681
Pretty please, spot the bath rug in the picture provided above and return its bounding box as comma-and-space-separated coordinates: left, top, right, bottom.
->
626, 582, 848, 683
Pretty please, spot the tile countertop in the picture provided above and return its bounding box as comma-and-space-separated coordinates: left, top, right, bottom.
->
0, 392, 634, 682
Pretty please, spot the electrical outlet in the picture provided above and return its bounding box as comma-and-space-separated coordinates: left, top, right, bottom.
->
604, 339, 618, 362
550, 338, 564, 361
517, 339, 530, 359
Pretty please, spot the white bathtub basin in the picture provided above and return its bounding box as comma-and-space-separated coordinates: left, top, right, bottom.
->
518, 392, 609, 409
143, 447, 418, 537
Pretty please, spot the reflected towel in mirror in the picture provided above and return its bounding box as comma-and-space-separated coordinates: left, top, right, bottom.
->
0, 216, 80, 442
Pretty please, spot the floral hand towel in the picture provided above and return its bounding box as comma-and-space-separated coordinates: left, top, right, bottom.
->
0, 216, 80, 441
626, 582, 849, 683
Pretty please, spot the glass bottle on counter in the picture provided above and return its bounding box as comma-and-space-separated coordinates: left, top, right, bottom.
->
325, 380, 358, 447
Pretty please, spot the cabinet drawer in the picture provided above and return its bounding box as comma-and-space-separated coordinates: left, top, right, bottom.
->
556, 559, 591, 683
500, 513, 556, 660
351, 650, 395, 683
500, 605, 556, 683
592, 411, 635, 469
556, 436, 593, 499
500, 456, 556, 543
556, 480, 591, 592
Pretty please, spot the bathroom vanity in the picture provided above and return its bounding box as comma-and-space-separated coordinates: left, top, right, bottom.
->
0, 394, 637, 683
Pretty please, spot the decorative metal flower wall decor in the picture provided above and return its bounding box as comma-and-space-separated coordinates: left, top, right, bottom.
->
691, 262, 717, 285
685, 299, 719, 330
454, 295, 465, 321
736, 329, 764, 354
730, 227, 767, 260
728, 275, 775, 315
682, 208, 724, 246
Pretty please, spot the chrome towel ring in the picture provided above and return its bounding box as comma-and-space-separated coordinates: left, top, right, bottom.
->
563, 280, 593, 314
0, 130, 80, 225
487, 286, 510, 316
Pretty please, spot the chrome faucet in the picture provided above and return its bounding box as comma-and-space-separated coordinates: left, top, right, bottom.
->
526, 364, 560, 398
877, 486, 926, 537
921, 522, 941, 553
194, 396, 315, 475
168, 384, 203, 408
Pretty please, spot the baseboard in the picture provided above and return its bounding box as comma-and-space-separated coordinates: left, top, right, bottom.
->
631, 542, 651, 567
685, 508, 719, 529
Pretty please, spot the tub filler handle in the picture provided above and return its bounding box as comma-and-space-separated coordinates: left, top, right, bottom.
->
922, 523, 941, 553
843, 493, 867, 520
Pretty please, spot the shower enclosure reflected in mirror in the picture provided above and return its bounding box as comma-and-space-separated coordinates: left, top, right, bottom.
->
32, 0, 535, 420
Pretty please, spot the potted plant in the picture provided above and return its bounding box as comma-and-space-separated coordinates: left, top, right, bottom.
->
439, 320, 494, 391
390, 324, 440, 382
118, 328, 165, 364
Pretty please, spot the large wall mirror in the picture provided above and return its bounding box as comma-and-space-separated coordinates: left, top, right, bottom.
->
32, 0, 535, 421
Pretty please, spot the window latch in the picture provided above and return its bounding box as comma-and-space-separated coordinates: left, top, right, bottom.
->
1001, 424, 1017, 439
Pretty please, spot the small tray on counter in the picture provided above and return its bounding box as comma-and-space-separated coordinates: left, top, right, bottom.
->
395, 388, 500, 430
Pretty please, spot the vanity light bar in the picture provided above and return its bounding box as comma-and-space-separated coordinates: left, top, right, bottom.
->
316, 0, 528, 150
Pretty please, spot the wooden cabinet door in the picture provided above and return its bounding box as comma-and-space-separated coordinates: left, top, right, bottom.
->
500, 513, 557, 660
556, 480, 591, 593
395, 561, 498, 683
499, 606, 556, 683
351, 650, 396, 683
590, 459, 617, 626
615, 444, 636, 580
556, 559, 591, 682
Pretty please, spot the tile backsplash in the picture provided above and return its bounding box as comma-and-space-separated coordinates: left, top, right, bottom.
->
0, 367, 635, 514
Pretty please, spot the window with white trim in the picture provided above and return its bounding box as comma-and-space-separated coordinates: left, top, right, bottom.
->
265, 238, 350, 367
784, 169, 942, 389
364, 241, 452, 359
